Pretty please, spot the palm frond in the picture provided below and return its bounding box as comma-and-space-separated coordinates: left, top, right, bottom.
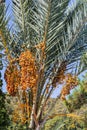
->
0, 2, 6, 39
29, 0, 69, 72
45, 1, 87, 77
0, 2, 11, 51
66, 24, 87, 74
12, 0, 35, 46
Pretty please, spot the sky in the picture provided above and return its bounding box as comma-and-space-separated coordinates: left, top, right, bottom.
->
1, 0, 12, 92
2, 0, 86, 97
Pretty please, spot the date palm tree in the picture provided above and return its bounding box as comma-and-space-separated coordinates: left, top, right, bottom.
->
0, 0, 87, 129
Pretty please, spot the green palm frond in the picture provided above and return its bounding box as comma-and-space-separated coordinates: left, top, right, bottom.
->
66, 24, 87, 74
46, 1, 87, 76
0, 2, 5, 49
47, 1, 87, 67
0, 2, 11, 52
12, 0, 34, 46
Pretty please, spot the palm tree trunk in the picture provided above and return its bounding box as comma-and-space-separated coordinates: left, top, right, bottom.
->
29, 100, 35, 129
36, 125, 41, 130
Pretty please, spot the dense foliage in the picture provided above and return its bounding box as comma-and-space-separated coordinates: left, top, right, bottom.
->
0, 56, 9, 129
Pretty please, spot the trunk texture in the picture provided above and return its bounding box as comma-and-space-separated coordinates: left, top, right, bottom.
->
36, 125, 41, 130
